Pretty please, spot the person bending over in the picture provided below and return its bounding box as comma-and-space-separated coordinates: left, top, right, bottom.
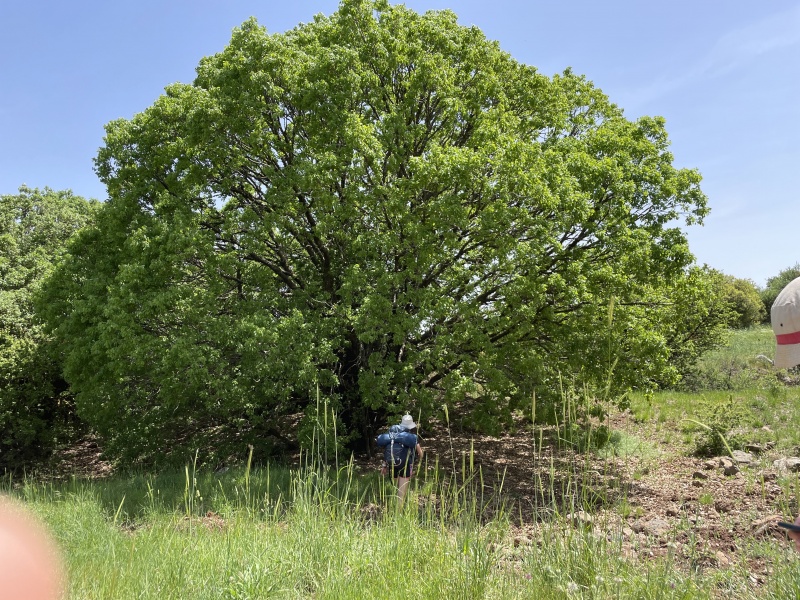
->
377, 414, 424, 508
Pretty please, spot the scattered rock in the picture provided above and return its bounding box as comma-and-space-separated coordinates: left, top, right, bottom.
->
745, 443, 764, 454
567, 511, 594, 528
692, 471, 708, 480
720, 458, 740, 476
633, 518, 671, 537
714, 499, 733, 513
752, 515, 783, 538
731, 450, 753, 465
773, 457, 800, 472
666, 506, 680, 517
715, 551, 730, 567
513, 535, 532, 547
703, 459, 718, 470
692, 480, 704, 487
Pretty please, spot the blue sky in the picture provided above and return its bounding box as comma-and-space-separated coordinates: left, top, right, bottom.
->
1, 1, 797, 286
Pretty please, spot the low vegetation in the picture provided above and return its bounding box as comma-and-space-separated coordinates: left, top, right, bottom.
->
3, 328, 799, 599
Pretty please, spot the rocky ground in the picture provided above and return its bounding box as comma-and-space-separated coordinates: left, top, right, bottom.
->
394, 411, 800, 583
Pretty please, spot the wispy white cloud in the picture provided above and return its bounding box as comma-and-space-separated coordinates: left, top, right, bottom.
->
625, 4, 800, 109
702, 5, 800, 76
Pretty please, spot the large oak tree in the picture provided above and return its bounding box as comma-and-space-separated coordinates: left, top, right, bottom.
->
41, 0, 719, 463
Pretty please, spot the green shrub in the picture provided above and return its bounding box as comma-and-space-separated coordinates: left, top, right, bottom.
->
761, 263, 800, 322
720, 274, 765, 328
1, 187, 96, 469
690, 395, 750, 457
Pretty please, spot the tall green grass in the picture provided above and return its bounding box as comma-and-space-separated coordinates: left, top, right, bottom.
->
9, 461, 796, 600
631, 327, 800, 454
5, 330, 800, 599
679, 326, 786, 391
5, 405, 799, 600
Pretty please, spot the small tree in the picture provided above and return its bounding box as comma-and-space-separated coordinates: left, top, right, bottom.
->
720, 274, 765, 329
761, 264, 800, 321
0, 186, 97, 468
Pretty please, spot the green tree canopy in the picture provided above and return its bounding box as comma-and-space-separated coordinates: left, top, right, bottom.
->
761, 263, 800, 322
718, 274, 764, 329
0, 186, 97, 467
41, 0, 715, 463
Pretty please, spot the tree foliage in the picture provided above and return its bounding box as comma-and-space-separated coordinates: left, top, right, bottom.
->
718, 274, 764, 329
761, 263, 800, 322
41, 0, 716, 463
0, 186, 97, 468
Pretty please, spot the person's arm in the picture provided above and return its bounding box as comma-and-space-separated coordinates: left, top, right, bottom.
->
415, 443, 423, 459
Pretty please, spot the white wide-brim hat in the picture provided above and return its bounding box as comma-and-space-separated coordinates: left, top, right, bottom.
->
400, 414, 417, 429
772, 276, 800, 369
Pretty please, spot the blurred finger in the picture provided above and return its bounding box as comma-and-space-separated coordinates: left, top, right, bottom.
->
0, 496, 64, 600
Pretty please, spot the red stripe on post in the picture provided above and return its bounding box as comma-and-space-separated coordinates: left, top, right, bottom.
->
777, 330, 800, 345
